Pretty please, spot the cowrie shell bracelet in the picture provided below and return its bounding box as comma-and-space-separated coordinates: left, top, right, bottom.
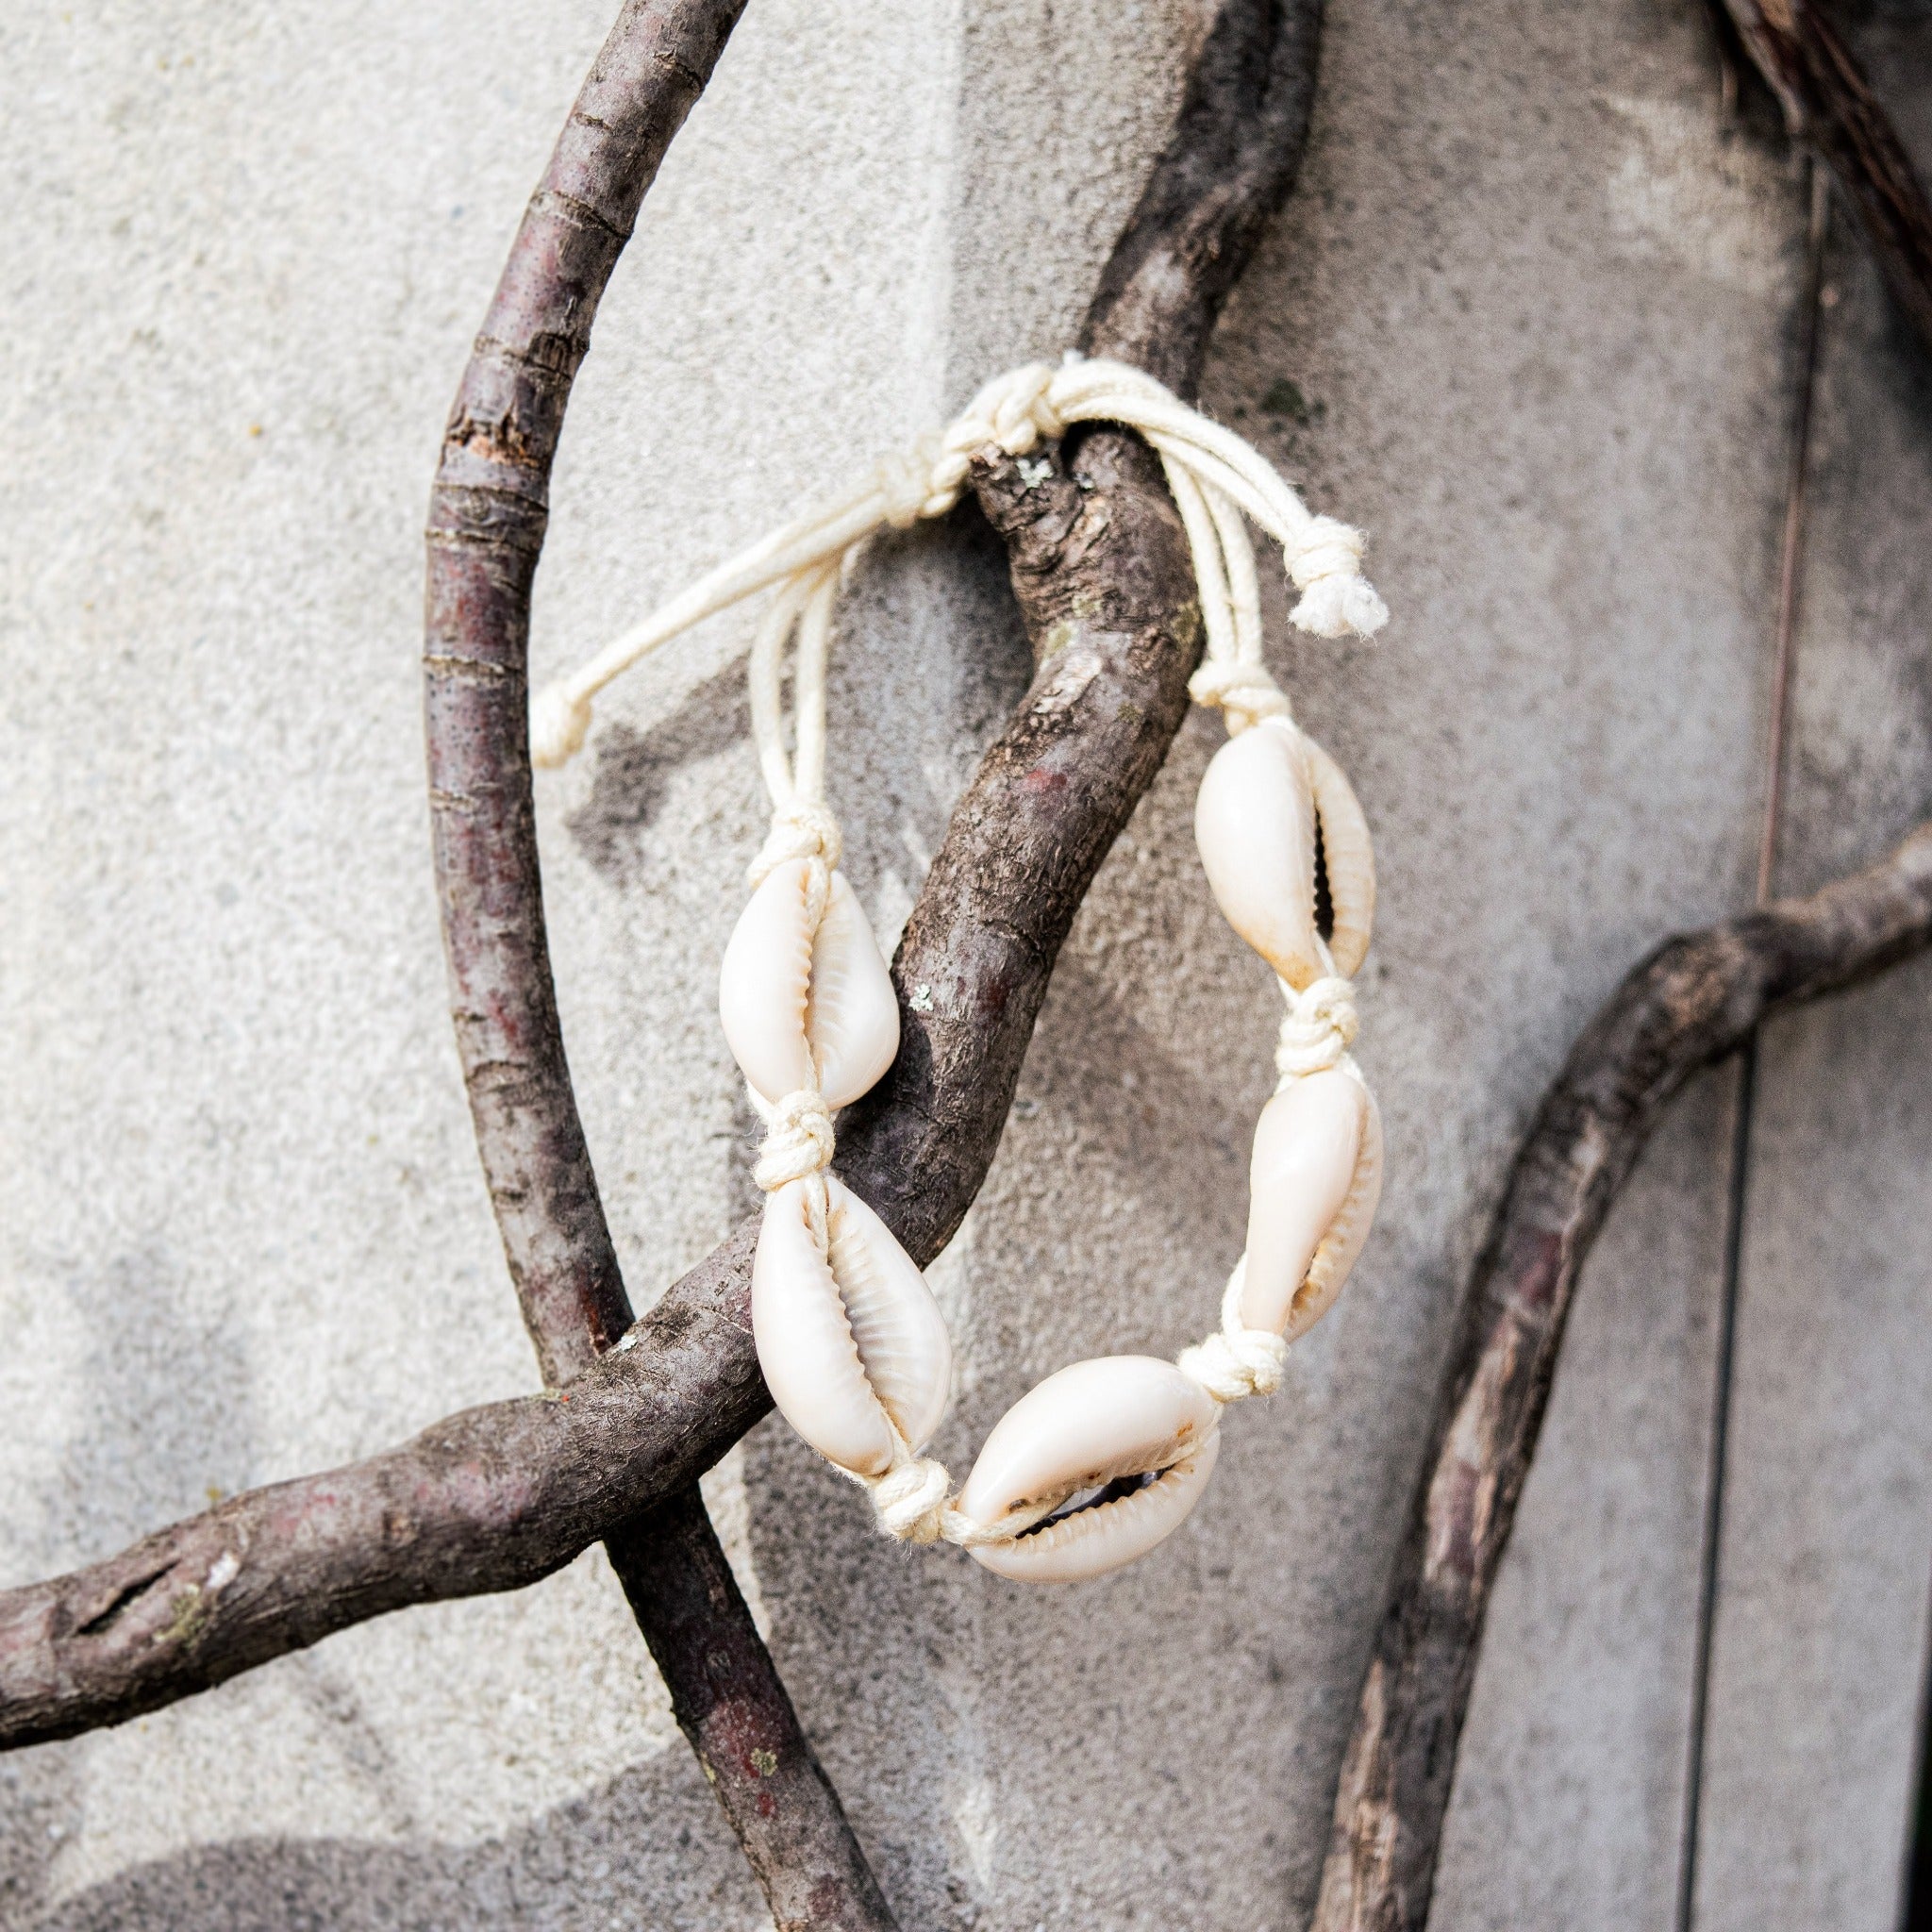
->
536, 357, 1389, 1584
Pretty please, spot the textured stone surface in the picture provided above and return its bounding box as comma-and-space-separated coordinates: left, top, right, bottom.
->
3, 2, 1929, 1929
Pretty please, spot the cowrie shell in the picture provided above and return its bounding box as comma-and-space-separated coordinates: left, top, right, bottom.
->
753, 1174, 951, 1478
1240, 1070, 1383, 1340
1194, 717, 1323, 990
1302, 736, 1375, 978
957, 1357, 1221, 1583
719, 858, 900, 1109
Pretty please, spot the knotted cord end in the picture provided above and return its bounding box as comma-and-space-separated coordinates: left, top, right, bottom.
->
1286, 515, 1389, 641
530, 684, 593, 769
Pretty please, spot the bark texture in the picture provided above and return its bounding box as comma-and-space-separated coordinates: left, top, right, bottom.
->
422, 4, 894, 1923
1719, 0, 1932, 353
1084, 0, 1323, 392
1307, 821, 1932, 1932
0, 0, 1325, 1761
425, 0, 748, 1384
606, 1496, 898, 1932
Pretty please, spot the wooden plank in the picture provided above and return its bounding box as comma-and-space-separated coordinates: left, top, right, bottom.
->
1432, 1072, 1739, 1932
1690, 115, 1932, 1925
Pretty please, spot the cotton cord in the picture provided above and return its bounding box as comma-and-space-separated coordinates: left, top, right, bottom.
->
1275, 974, 1360, 1083
1175, 1258, 1290, 1403
542, 354, 1387, 1553
527, 355, 1386, 772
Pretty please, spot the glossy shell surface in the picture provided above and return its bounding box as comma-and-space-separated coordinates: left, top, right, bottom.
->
1194, 718, 1324, 989
1240, 1072, 1384, 1341
719, 858, 899, 1108
958, 1356, 1221, 1583
1286, 1085, 1383, 1341
753, 1174, 951, 1477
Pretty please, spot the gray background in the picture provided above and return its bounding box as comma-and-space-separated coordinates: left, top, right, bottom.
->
4, 1, 1930, 1926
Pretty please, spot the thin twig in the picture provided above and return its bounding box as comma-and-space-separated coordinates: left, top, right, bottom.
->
422, 3, 895, 1924
606, 1495, 896, 1930
0, 0, 1326, 1760
1307, 823, 1932, 1932
1717, 0, 1932, 354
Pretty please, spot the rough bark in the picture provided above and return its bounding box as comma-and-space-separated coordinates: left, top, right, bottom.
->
0, 1226, 764, 1748
0, 0, 1326, 1760
1307, 821, 1932, 1932
1084, 0, 1323, 392
1719, 0, 1932, 354
425, 0, 749, 1385
421, 6, 898, 1922
606, 1496, 898, 1931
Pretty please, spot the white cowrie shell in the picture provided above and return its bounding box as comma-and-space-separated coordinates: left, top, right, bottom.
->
1303, 737, 1375, 979
753, 1174, 951, 1478
719, 858, 900, 1109
969, 1439, 1220, 1586
957, 1357, 1221, 1584
1241, 1073, 1385, 1341
1194, 716, 1324, 991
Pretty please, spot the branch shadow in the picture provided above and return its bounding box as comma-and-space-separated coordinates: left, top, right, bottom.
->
560, 507, 1034, 920
564, 662, 754, 885
16, 1757, 771, 1932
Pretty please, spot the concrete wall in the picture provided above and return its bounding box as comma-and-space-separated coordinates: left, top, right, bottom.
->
3, 1, 1928, 1926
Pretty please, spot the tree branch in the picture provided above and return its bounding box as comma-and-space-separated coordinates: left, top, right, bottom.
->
425, 0, 750, 1385
422, 5, 898, 1922
1083, 0, 1323, 392
0, 0, 1326, 1773
1718, 0, 1932, 354
1307, 821, 1932, 1932
605, 1496, 900, 1928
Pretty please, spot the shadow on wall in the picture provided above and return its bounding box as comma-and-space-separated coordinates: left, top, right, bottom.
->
0, 474, 1039, 1932
564, 506, 1037, 908
13, 1757, 776, 1932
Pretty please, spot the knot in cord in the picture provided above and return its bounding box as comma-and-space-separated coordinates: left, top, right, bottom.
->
870, 1453, 956, 1543
921, 362, 1070, 519
749, 800, 844, 888
1275, 975, 1359, 1081
1187, 658, 1292, 736
1286, 515, 1391, 641
1176, 1259, 1288, 1402
875, 431, 953, 530
753, 1088, 836, 1191
979, 361, 1066, 455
